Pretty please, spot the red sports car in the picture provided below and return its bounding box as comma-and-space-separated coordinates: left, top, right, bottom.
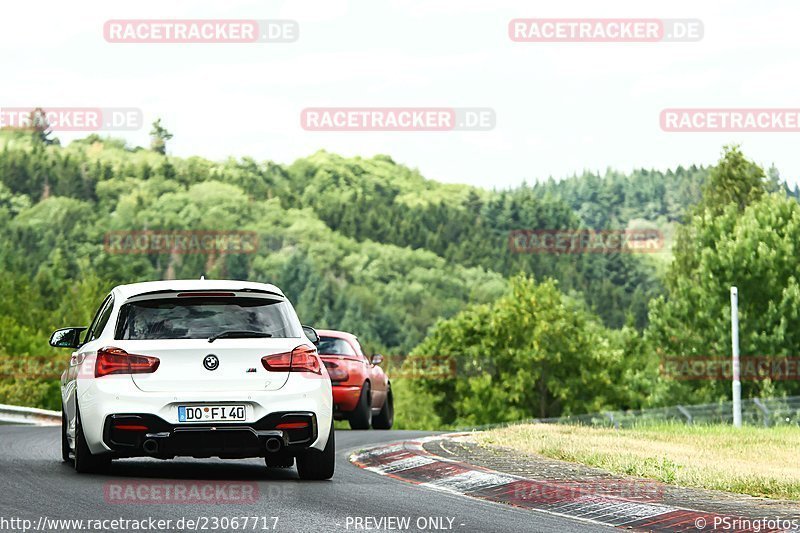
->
317, 329, 393, 430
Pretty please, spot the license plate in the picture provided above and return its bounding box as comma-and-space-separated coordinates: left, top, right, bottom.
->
178, 405, 246, 422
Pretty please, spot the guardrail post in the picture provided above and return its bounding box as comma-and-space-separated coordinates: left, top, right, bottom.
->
676, 405, 693, 425
752, 398, 770, 427
603, 412, 619, 430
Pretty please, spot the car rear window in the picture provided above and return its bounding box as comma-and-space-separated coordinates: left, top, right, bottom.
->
317, 337, 356, 356
115, 297, 303, 340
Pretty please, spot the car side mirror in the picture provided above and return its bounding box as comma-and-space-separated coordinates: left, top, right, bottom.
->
302, 325, 320, 346
49, 327, 87, 349
371, 354, 384, 366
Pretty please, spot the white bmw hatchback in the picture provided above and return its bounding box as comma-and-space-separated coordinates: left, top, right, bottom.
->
51, 279, 334, 479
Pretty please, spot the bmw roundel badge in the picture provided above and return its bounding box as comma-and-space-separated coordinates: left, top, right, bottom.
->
203, 354, 220, 371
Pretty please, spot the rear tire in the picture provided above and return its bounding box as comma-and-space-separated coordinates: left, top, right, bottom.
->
348, 382, 372, 430
61, 410, 71, 462
73, 406, 111, 474
371, 387, 394, 430
296, 421, 335, 480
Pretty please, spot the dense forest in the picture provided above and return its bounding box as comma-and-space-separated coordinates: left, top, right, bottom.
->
1, 127, 798, 428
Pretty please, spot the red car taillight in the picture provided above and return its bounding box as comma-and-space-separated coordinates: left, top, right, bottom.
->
95, 347, 160, 378
323, 361, 349, 382
261, 344, 322, 374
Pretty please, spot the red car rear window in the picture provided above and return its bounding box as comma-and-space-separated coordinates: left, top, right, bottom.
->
318, 337, 356, 356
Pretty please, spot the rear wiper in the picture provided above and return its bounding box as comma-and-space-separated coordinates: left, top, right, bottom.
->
208, 330, 273, 343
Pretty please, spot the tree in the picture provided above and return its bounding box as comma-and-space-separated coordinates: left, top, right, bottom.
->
406, 275, 633, 425
149, 119, 173, 155
699, 145, 766, 215
646, 147, 800, 402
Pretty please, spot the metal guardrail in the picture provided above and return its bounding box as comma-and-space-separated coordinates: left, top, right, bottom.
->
6, 396, 800, 430
0, 403, 60, 426
461, 396, 800, 431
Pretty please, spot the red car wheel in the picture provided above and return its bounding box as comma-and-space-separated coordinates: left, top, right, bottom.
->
348, 382, 372, 430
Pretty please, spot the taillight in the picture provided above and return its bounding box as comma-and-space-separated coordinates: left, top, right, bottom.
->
177, 292, 235, 297
261, 344, 321, 374
323, 361, 349, 382
95, 347, 160, 378
276, 421, 309, 429
113, 424, 149, 431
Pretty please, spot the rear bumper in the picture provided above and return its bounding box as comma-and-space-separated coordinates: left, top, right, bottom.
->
103, 412, 318, 459
332, 385, 362, 414
77, 372, 332, 456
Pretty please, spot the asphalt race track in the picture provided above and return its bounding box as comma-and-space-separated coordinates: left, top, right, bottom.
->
0, 426, 612, 533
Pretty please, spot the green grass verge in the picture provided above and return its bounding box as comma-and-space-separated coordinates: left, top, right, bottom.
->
476, 423, 800, 500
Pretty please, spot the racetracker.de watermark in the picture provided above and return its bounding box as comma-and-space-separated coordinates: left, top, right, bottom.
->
661, 109, 800, 132
104, 231, 259, 255
509, 479, 665, 504
509, 229, 664, 254
0, 108, 143, 131
104, 481, 260, 505
509, 18, 703, 42
0, 355, 62, 380
384, 354, 457, 380
662, 356, 800, 381
104, 20, 298, 43
300, 108, 495, 131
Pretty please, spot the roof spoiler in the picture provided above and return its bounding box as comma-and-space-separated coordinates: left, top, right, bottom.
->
127, 288, 285, 299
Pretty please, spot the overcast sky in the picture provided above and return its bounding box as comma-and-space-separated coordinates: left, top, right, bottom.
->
3, 0, 799, 189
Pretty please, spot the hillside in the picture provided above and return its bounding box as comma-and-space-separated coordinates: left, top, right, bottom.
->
0, 130, 716, 410
0, 132, 700, 340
